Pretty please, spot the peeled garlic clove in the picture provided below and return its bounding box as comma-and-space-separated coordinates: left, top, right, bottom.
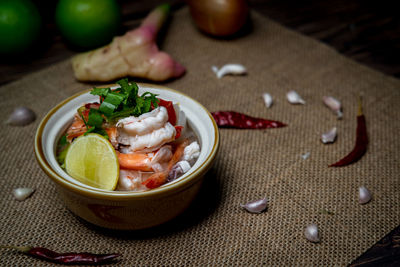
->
240, 197, 268, 213
287, 90, 306, 105
323, 96, 343, 119
301, 152, 310, 160
6, 107, 36, 126
262, 93, 273, 108
321, 127, 337, 144
305, 223, 320, 243
359, 186, 372, 204
216, 64, 247, 79
211, 65, 219, 74
13, 188, 35, 201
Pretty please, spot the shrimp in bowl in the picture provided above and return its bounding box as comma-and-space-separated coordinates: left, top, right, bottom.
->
35, 81, 219, 229
57, 78, 200, 191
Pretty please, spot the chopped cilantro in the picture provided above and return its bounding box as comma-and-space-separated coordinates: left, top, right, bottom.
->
85, 126, 109, 139
117, 78, 138, 99
90, 87, 111, 102
143, 97, 152, 113
78, 78, 159, 138
87, 109, 103, 128
109, 107, 136, 120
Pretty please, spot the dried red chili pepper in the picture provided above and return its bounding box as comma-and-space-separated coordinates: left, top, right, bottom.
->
211, 111, 286, 129
329, 97, 368, 167
2, 246, 121, 265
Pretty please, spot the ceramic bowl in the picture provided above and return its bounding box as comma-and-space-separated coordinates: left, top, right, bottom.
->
35, 83, 219, 230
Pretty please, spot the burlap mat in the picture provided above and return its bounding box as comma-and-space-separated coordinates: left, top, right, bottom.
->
1, 7, 399, 266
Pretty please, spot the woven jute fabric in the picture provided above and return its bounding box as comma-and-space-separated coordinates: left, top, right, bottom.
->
1, 7, 399, 266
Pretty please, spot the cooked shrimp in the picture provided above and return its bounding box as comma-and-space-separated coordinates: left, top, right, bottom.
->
142, 139, 189, 189
117, 106, 176, 152
118, 122, 176, 152
117, 106, 168, 135
118, 152, 153, 171
118, 145, 172, 172
66, 114, 86, 142
105, 127, 118, 148
66, 117, 117, 146
118, 170, 149, 191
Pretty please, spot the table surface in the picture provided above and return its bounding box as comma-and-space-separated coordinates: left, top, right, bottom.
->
1, 0, 399, 265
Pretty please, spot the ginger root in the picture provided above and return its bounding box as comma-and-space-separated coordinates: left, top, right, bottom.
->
71, 4, 185, 82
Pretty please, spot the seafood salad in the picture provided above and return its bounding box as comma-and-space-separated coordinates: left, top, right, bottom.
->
57, 79, 200, 191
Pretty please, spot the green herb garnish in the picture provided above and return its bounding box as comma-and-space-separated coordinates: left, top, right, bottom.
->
87, 109, 104, 128
59, 134, 68, 147
56, 134, 70, 168
83, 78, 159, 137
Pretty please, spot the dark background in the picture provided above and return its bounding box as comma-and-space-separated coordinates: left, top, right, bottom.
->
1, 0, 399, 265
1, 0, 399, 85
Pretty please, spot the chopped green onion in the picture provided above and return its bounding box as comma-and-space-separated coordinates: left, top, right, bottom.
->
99, 92, 125, 116
81, 78, 161, 138
90, 87, 111, 99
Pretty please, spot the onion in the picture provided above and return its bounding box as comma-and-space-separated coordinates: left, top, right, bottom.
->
187, 0, 249, 37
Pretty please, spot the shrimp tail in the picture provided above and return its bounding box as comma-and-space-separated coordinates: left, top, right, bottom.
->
66, 115, 87, 142
117, 152, 153, 171
142, 172, 167, 189
142, 139, 189, 189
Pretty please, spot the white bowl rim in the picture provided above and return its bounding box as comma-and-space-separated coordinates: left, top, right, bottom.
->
34, 83, 219, 200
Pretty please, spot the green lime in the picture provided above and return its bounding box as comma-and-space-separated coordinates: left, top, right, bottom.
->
65, 133, 119, 190
0, 0, 41, 55
55, 0, 121, 49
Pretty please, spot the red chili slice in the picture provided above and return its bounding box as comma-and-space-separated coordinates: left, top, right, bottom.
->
158, 98, 177, 125
175, 125, 183, 139
85, 102, 100, 110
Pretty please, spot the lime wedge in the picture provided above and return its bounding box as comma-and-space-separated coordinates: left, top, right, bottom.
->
65, 133, 119, 190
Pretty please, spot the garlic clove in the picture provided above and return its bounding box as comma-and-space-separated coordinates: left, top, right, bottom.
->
6, 107, 36, 126
211, 65, 219, 74
13, 188, 35, 201
262, 93, 273, 108
323, 96, 343, 119
240, 197, 268, 213
301, 152, 310, 160
216, 64, 247, 79
305, 223, 320, 243
321, 127, 337, 144
287, 90, 306, 105
359, 186, 372, 204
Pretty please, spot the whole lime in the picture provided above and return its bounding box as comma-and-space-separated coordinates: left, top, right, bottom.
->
0, 0, 42, 55
55, 0, 121, 49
